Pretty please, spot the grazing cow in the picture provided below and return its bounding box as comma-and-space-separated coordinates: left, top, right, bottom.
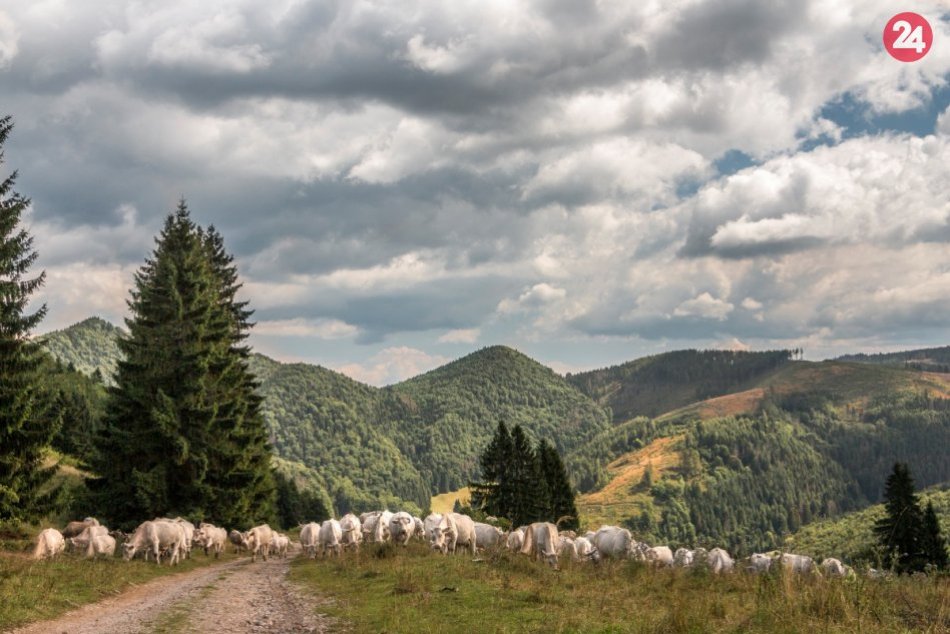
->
520, 522, 560, 567
778, 552, 818, 575
674, 548, 695, 568
423, 513, 443, 541
195, 523, 227, 558
821, 558, 853, 578
557, 536, 577, 560
360, 511, 382, 542
413, 516, 425, 540
271, 533, 290, 558
706, 548, 734, 574
506, 528, 525, 552
84, 534, 116, 559
122, 520, 185, 566
592, 526, 635, 559
340, 514, 362, 552
372, 511, 394, 543
299, 522, 320, 558
228, 529, 246, 553
68, 524, 110, 551
449, 513, 477, 555
473, 522, 504, 551
156, 517, 195, 559
747, 553, 773, 574
389, 512, 415, 546
243, 524, 274, 563
644, 546, 674, 567
33, 528, 66, 560
318, 519, 343, 557
574, 536, 596, 561
62, 518, 99, 539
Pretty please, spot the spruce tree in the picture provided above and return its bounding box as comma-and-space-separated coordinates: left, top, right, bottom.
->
506, 425, 547, 527
0, 115, 58, 522
537, 439, 579, 531
91, 202, 275, 528
470, 421, 512, 518
921, 501, 948, 570
874, 462, 925, 572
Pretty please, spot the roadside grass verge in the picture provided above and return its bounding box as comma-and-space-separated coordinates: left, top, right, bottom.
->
290, 542, 950, 633
0, 547, 239, 631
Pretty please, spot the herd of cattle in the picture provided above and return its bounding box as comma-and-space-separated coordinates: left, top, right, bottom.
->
31, 510, 866, 579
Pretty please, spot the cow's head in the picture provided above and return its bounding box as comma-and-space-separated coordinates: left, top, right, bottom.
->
430, 526, 447, 553
122, 542, 137, 561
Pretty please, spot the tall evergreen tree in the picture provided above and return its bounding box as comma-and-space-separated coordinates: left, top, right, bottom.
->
470, 421, 513, 518
91, 202, 275, 528
506, 425, 548, 527
537, 439, 579, 531
874, 462, 925, 572
920, 501, 948, 570
0, 115, 58, 522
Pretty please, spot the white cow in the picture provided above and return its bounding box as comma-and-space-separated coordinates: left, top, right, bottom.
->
557, 536, 577, 560
62, 518, 99, 539
645, 545, 674, 567
299, 522, 320, 558
520, 522, 559, 567
156, 517, 195, 559
68, 524, 110, 551
243, 524, 274, 562
506, 528, 525, 552
574, 536, 596, 561
122, 520, 185, 566
413, 516, 425, 540
706, 548, 734, 574
319, 519, 343, 557
778, 552, 818, 575
430, 513, 458, 554
674, 548, 695, 568
449, 513, 477, 555
473, 522, 504, 551
340, 514, 362, 552
389, 512, 415, 546
821, 558, 853, 578
747, 553, 773, 574
228, 529, 246, 553
33, 528, 66, 560
423, 513, 443, 541
361, 511, 382, 542
372, 511, 394, 543
84, 534, 116, 559
591, 526, 635, 558
271, 532, 290, 558
195, 523, 227, 558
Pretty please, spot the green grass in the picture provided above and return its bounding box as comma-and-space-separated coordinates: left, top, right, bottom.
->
0, 546, 238, 630
290, 543, 950, 633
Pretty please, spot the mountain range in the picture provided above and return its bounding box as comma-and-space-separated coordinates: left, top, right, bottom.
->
39, 317, 950, 554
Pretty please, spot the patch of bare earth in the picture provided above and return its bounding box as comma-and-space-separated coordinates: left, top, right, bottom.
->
11, 551, 334, 634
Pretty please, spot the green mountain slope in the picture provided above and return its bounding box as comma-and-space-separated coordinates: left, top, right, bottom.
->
786, 486, 950, 562
39, 317, 123, 381
838, 345, 950, 373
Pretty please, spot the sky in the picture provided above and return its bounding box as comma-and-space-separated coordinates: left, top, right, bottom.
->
2, 1, 950, 385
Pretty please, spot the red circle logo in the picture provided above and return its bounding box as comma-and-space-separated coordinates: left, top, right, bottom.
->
883, 13, 933, 62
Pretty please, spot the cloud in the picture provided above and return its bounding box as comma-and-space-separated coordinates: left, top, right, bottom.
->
673, 292, 734, 321
438, 328, 480, 344
253, 318, 358, 339
0, 10, 18, 68
336, 347, 450, 386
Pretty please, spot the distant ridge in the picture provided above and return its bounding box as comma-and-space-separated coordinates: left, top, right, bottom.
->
40, 317, 124, 381
837, 345, 950, 373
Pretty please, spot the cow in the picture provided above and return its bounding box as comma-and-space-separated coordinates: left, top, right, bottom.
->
747, 553, 773, 574
156, 517, 195, 559
520, 522, 559, 567
423, 513, 443, 541
243, 524, 274, 562
62, 518, 99, 539
299, 522, 320, 558
228, 529, 246, 553
449, 513, 477, 555
122, 520, 185, 566
194, 523, 227, 558
574, 536, 597, 561
340, 514, 362, 552
473, 522, 505, 551
557, 536, 577, 560
644, 546, 674, 567
319, 519, 343, 557
389, 512, 415, 546
821, 558, 853, 578
777, 552, 818, 575
506, 528, 525, 552
271, 532, 290, 558
706, 548, 734, 574
591, 526, 635, 559
68, 524, 110, 552
372, 511, 394, 543
673, 548, 695, 567
360, 511, 382, 542
413, 516, 425, 540
84, 534, 117, 559
33, 528, 66, 560
430, 513, 458, 554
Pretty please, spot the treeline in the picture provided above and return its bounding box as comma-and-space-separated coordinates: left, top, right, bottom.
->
568, 349, 792, 421
838, 345, 950, 373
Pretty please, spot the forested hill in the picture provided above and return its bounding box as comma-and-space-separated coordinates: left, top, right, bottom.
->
837, 345, 950, 373
567, 349, 793, 422
39, 317, 123, 381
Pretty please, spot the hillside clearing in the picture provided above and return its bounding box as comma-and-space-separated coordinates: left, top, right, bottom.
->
430, 487, 471, 514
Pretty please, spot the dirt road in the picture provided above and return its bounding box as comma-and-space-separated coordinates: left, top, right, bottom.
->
11, 552, 333, 634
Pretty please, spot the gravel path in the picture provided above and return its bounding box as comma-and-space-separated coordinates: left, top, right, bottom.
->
11, 551, 334, 634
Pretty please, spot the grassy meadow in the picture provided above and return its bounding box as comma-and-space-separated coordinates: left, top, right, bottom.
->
0, 526, 238, 631
290, 542, 950, 634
